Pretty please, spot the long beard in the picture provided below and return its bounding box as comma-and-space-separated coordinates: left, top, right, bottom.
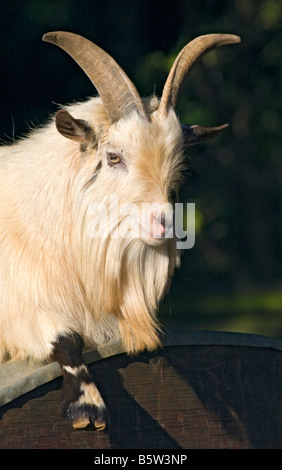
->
78, 215, 180, 353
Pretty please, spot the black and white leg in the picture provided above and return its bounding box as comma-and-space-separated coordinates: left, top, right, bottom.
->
52, 332, 108, 430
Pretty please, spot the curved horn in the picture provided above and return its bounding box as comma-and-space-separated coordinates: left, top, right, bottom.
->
158, 34, 241, 118
42, 31, 147, 123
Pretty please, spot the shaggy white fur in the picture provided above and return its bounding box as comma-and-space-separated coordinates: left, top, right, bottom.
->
0, 96, 184, 361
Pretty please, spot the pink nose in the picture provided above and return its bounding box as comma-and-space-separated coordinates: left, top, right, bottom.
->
150, 211, 173, 238
153, 214, 165, 234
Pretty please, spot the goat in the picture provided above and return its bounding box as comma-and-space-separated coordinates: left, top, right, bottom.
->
0, 31, 240, 429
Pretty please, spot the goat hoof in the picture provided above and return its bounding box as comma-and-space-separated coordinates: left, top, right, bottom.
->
72, 417, 91, 429
67, 403, 108, 431
72, 414, 106, 430
71, 414, 107, 430
94, 419, 106, 431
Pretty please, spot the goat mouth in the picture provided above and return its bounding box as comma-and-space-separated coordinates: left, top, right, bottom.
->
117, 210, 174, 242
137, 215, 173, 242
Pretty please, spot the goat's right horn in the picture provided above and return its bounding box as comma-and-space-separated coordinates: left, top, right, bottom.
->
42, 31, 147, 123
158, 34, 241, 118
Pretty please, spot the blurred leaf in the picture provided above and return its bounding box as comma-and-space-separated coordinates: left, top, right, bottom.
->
256, 0, 282, 30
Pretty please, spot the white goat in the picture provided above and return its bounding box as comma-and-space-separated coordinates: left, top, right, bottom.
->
0, 32, 240, 429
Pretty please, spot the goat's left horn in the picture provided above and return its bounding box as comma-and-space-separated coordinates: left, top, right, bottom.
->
158, 34, 241, 118
42, 31, 147, 123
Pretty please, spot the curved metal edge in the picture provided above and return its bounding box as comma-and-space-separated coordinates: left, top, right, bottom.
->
0, 340, 126, 407
161, 329, 282, 351
1, 330, 282, 407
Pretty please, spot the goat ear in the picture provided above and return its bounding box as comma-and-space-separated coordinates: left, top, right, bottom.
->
182, 123, 229, 147
55, 109, 95, 144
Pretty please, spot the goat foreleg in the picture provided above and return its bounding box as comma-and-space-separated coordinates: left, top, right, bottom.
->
52, 332, 108, 430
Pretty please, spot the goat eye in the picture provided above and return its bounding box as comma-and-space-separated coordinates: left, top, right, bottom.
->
106, 151, 124, 167
109, 155, 121, 164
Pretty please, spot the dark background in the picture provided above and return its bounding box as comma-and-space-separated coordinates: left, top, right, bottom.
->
1, 0, 282, 338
